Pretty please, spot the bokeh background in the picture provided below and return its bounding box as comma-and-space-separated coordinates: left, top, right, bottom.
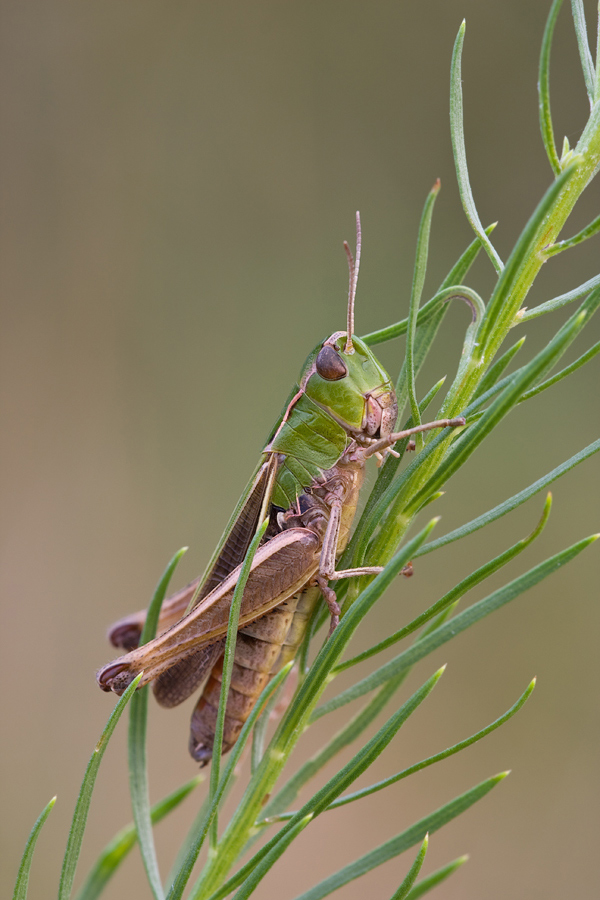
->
2, 1, 599, 898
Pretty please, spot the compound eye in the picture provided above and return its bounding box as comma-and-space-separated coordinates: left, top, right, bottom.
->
315, 345, 348, 381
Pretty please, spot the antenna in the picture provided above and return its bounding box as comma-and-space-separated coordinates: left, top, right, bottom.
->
343, 211, 361, 354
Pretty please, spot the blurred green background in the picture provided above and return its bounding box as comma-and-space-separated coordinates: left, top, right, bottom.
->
1, 1, 599, 898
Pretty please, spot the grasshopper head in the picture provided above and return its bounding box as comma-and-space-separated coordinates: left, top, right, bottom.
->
301, 212, 397, 441
302, 333, 397, 441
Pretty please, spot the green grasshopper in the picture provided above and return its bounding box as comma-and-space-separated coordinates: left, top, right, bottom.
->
98, 214, 465, 765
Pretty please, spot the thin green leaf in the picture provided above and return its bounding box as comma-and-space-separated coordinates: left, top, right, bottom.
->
570, 0, 596, 102
473, 331, 600, 417
439, 223, 498, 286
208, 534, 437, 876
406, 181, 441, 445
520, 338, 600, 401
340, 388, 449, 577
476, 160, 579, 354
521, 285, 600, 390
389, 835, 428, 900
545, 209, 600, 254
362, 286, 459, 345
539, 0, 564, 175
597, 8, 600, 101
363, 423, 469, 566
405, 856, 468, 900
165, 793, 212, 893
167, 661, 293, 900
251, 670, 290, 773
268, 520, 438, 746
450, 22, 503, 273
416, 439, 600, 557
141, 548, 189, 647
208, 668, 445, 900
359, 259, 490, 545
472, 336, 526, 400
362, 225, 495, 346
13, 796, 56, 900
336, 495, 551, 675
406, 306, 590, 516
231, 815, 313, 900
130, 547, 188, 900
263, 668, 411, 821
314, 535, 595, 718
323, 679, 535, 812
209, 517, 269, 851
396, 286, 484, 446
58, 674, 143, 900
290, 773, 508, 900
74, 777, 201, 900
517, 272, 600, 321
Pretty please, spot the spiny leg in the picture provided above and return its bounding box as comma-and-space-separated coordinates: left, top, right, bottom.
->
365, 416, 466, 460
316, 576, 341, 638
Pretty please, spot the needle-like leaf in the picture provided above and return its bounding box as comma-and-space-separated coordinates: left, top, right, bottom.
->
58, 675, 143, 900
416, 439, 600, 557
13, 796, 56, 900
208, 518, 270, 848
320, 679, 535, 813
74, 777, 201, 900
231, 815, 313, 900
129, 547, 188, 900
450, 22, 503, 272
263, 668, 410, 820
290, 774, 508, 900
166, 661, 293, 900
472, 336, 526, 400
362, 227, 494, 345
544, 210, 600, 255
314, 535, 595, 718
539, 0, 564, 175
404, 855, 468, 899
520, 339, 600, 401
570, 0, 596, 103
517, 272, 600, 321
205, 667, 445, 900
389, 835, 429, 900
336, 495, 550, 675
406, 305, 591, 515
405, 181, 441, 445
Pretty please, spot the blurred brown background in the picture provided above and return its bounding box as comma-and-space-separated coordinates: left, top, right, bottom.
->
1, 1, 599, 898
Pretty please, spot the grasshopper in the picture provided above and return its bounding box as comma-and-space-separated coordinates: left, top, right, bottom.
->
97, 214, 465, 765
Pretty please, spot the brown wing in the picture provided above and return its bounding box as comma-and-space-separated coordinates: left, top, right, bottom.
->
151, 641, 225, 708
107, 456, 278, 652
97, 526, 321, 695
149, 455, 280, 704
